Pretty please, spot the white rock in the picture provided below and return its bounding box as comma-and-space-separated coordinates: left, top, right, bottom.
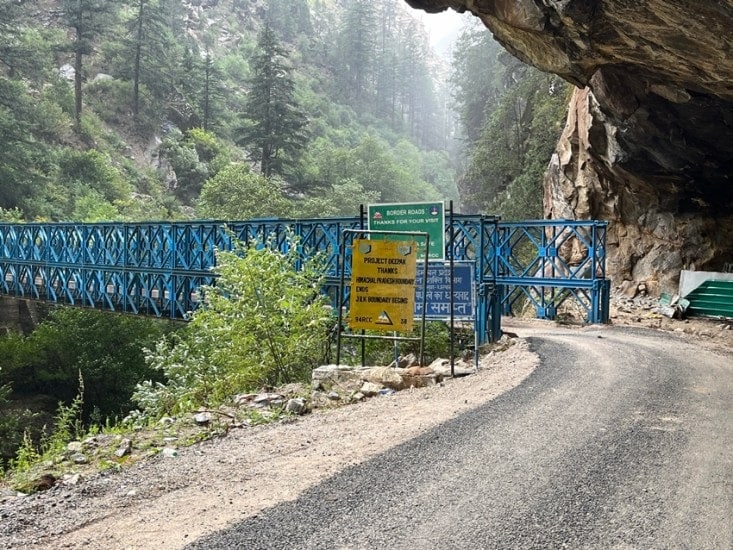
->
285, 398, 307, 415
194, 412, 212, 425
360, 382, 383, 397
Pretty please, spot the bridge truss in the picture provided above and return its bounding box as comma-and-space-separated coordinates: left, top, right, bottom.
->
0, 217, 609, 342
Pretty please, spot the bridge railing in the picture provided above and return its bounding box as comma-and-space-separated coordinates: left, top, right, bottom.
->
0, 217, 609, 337
494, 220, 610, 323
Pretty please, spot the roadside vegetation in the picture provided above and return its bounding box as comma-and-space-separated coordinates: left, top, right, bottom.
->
0, 1, 572, 490
0, 236, 465, 491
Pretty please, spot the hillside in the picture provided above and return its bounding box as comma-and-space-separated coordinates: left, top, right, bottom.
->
0, 0, 461, 223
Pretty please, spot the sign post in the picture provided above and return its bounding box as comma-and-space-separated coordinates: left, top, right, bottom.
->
414, 262, 475, 319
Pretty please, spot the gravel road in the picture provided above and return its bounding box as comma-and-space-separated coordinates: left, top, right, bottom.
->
1, 320, 731, 549
189, 324, 733, 549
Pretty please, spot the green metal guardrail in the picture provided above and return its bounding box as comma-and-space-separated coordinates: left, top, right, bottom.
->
685, 280, 733, 318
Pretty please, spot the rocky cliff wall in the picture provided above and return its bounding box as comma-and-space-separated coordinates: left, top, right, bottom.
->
0, 297, 44, 335
407, 0, 733, 294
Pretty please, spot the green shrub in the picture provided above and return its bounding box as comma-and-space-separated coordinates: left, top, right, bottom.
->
196, 163, 293, 220
0, 309, 169, 424
134, 234, 334, 417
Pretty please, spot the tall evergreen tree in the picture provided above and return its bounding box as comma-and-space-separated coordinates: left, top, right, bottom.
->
338, 0, 378, 106
115, 0, 183, 117
374, 0, 398, 122
264, 0, 312, 42
461, 66, 569, 217
237, 26, 308, 179
61, 0, 118, 126
450, 22, 504, 145
200, 49, 225, 132
0, 0, 53, 79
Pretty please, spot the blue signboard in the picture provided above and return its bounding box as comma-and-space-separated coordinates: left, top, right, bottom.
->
414, 263, 474, 319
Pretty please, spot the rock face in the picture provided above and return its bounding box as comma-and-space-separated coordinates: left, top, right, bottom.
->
0, 297, 43, 335
406, 0, 733, 294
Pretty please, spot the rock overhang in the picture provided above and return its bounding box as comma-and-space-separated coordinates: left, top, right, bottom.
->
405, 0, 733, 290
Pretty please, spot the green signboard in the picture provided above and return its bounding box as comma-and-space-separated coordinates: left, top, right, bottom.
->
367, 201, 445, 260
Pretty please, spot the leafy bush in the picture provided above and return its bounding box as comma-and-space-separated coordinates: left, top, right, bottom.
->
57, 148, 132, 204
196, 163, 293, 219
134, 234, 334, 417
0, 309, 169, 423
160, 128, 210, 205
0, 207, 24, 222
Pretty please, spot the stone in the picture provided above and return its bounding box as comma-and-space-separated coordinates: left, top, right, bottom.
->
161, 447, 178, 458
233, 393, 258, 405
405, 366, 434, 376
193, 412, 212, 425
285, 398, 307, 415
618, 281, 639, 299
252, 393, 284, 408
311, 364, 364, 390
389, 354, 418, 368
159, 416, 175, 427
114, 439, 133, 458
430, 359, 475, 378
66, 441, 83, 453
62, 473, 83, 486
71, 453, 89, 465
359, 382, 383, 397
361, 367, 405, 390
402, 373, 438, 388
58, 63, 74, 81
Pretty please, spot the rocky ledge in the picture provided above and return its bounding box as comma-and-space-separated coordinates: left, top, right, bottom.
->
407, 0, 733, 294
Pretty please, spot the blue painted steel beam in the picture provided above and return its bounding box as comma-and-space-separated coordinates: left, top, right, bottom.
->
0, 217, 610, 339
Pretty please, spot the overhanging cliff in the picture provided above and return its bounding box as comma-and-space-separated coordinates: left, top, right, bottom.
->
407, 0, 733, 293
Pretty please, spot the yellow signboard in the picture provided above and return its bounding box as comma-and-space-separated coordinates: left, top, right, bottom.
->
349, 238, 417, 331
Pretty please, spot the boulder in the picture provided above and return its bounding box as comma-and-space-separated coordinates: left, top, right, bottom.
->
285, 398, 307, 415
359, 382, 383, 397
361, 367, 406, 390
312, 365, 365, 391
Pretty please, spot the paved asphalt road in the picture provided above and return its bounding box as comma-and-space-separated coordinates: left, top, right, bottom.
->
188, 326, 732, 549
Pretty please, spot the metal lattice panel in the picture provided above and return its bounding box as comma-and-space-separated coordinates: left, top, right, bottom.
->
0, 217, 610, 336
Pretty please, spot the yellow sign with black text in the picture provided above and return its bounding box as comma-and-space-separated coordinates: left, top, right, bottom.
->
349, 239, 417, 332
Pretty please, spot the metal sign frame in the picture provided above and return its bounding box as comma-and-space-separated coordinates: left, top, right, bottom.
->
336, 229, 429, 367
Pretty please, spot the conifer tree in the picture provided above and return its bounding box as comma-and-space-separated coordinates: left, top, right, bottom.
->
237, 25, 308, 179
61, 0, 118, 126
338, 0, 377, 106
115, 0, 183, 117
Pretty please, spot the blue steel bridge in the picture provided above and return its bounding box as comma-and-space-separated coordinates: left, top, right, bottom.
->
0, 216, 610, 343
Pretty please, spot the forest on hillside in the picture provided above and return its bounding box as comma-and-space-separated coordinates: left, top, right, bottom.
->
0, 0, 571, 473
0, 0, 568, 224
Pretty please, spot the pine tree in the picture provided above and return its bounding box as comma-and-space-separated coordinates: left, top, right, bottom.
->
237, 25, 308, 179
337, 0, 378, 106
61, 0, 118, 126
116, 0, 183, 117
